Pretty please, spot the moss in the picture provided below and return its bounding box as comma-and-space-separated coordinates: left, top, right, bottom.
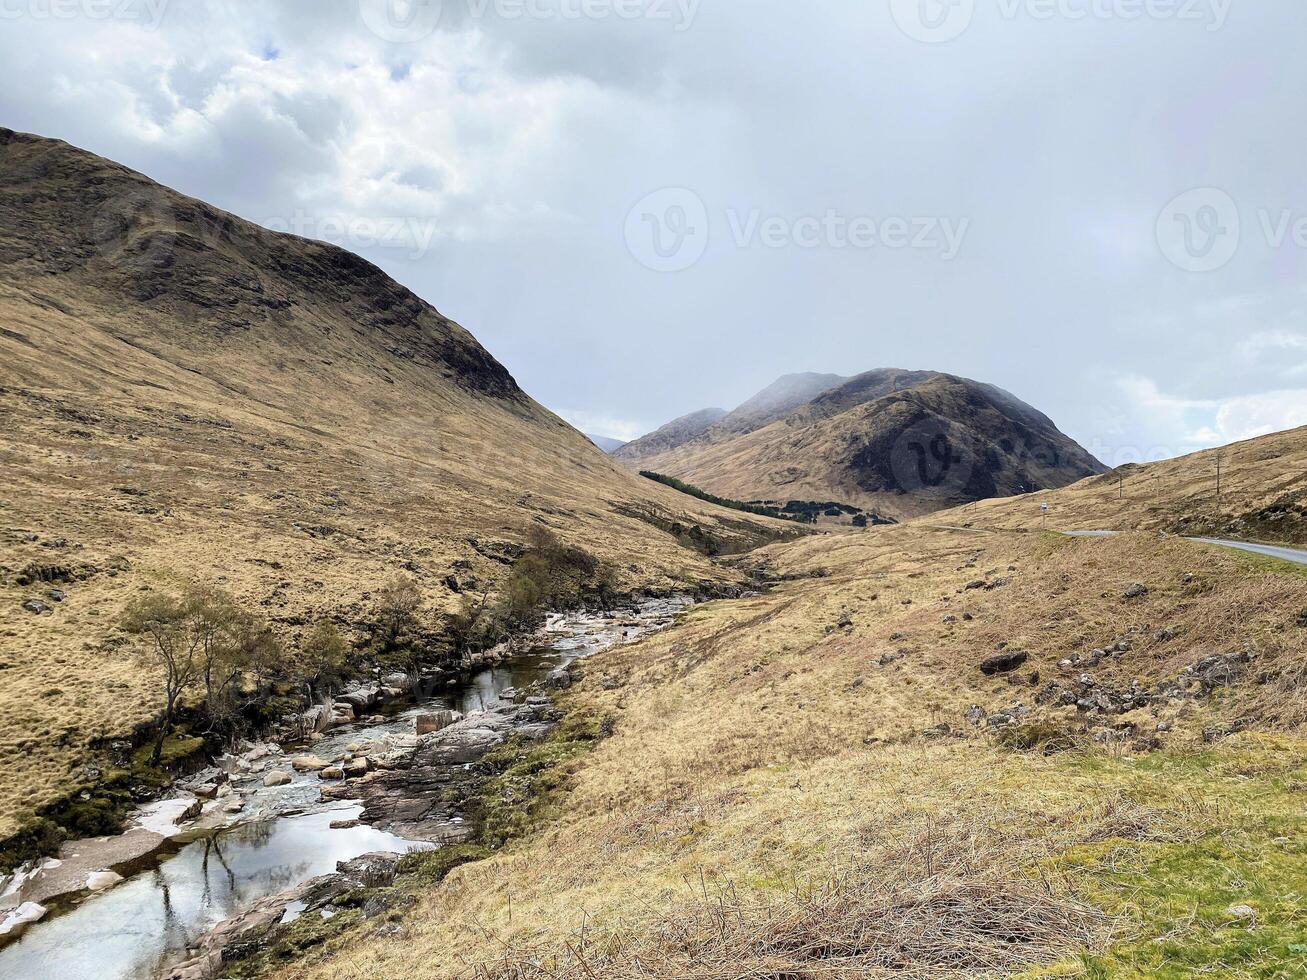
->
132, 732, 206, 769
471, 707, 612, 847
397, 843, 493, 886
0, 815, 66, 874
220, 907, 366, 979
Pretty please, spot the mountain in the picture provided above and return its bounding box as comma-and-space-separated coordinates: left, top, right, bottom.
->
618, 369, 1105, 518
585, 434, 627, 453
0, 128, 793, 840
713, 372, 848, 437
613, 407, 727, 461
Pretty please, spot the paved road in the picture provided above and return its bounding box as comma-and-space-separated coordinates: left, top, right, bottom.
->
931, 525, 1307, 566
1185, 537, 1307, 566
1064, 529, 1307, 566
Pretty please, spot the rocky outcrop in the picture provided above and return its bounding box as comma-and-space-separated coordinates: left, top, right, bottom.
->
342, 699, 559, 843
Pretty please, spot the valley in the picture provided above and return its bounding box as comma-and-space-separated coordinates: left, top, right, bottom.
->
0, 129, 1303, 980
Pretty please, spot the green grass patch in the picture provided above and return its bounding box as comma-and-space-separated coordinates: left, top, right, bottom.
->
1035, 737, 1307, 978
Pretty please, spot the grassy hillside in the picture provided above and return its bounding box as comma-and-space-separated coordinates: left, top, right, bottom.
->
942, 425, 1307, 544
627, 374, 1104, 520
0, 129, 796, 839
275, 521, 1307, 979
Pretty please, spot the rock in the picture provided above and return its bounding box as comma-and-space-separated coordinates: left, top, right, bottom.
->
263, 770, 293, 787
1124, 583, 1149, 599
1227, 904, 1257, 923
545, 667, 572, 690
1155, 628, 1176, 642
923, 723, 951, 737
416, 710, 463, 736
223, 800, 245, 813
979, 650, 1030, 676
329, 818, 361, 830
48, 589, 65, 602
965, 580, 987, 590
22, 599, 49, 614
85, 870, 123, 891
290, 755, 327, 772
0, 902, 48, 939
965, 705, 987, 726
336, 852, 402, 889
320, 766, 345, 780
344, 757, 370, 778
382, 672, 410, 689
836, 614, 853, 629
942, 614, 958, 624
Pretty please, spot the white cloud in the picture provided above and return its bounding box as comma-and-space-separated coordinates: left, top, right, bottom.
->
555, 409, 647, 442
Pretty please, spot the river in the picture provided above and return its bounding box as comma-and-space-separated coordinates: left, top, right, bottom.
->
0, 598, 688, 980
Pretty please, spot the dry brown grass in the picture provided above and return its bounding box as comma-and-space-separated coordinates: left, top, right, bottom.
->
0, 129, 797, 839
943, 425, 1307, 541
277, 525, 1305, 980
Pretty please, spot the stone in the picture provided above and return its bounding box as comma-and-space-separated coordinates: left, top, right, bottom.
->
0, 902, 48, 939
329, 818, 361, 830
320, 766, 345, 780
344, 757, 370, 778
545, 667, 572, 690
965, 705, 987, 726
965, 580, 987, 590
263, 770, 293, 787
48, 589, 66, 602
1124, 583, 1149, 599
979, 650, 1030, 676
223, 800, 245, 813
85, 870, 123, 891
22, 599, 49, 614
1227, 904, 1257, 923
416, 710, 463, 736
290, 755, 327, 772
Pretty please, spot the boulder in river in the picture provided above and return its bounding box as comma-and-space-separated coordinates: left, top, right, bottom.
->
290, 756, 327, 772
263, 770, 293, 787
0, 902, 48, 939
85, 870, 123, 891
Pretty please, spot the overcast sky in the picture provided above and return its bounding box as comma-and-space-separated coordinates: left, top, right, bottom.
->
3, 0, 1305, 462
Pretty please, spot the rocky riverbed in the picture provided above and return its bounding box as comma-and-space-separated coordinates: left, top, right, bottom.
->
0, 597, 690, 980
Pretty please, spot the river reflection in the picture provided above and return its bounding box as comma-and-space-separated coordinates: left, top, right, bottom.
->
0, 807, 424, 980
0, 599, 690, 980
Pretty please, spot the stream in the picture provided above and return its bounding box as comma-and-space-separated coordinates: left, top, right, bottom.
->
0, 598, 689, 980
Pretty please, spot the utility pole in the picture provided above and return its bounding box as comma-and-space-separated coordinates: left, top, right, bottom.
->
1215, 449, 1223, 506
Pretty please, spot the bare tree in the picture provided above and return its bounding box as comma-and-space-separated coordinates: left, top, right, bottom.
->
123, 592, 207, 767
